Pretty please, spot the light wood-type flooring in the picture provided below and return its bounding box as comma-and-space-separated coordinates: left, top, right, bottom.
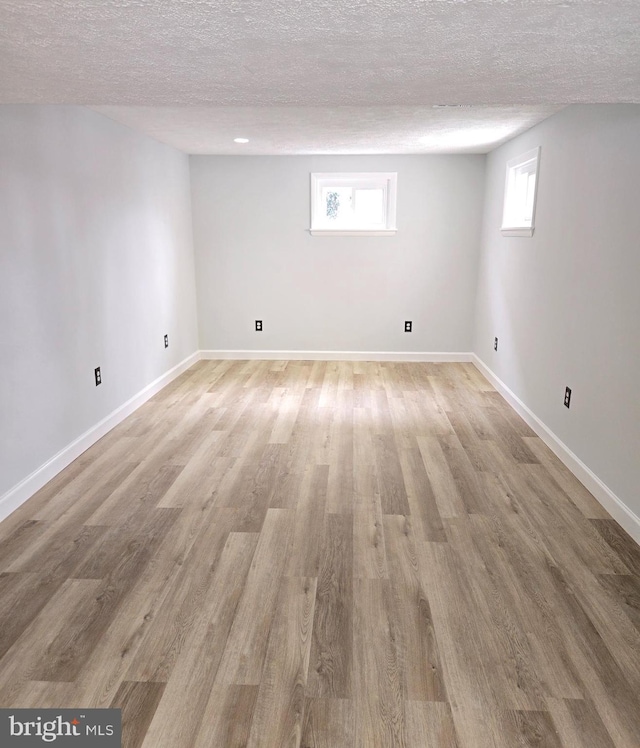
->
1, 361, 639, 747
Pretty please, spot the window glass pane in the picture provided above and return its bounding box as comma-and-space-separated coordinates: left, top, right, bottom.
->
524, 172, 536, 223
353, 188, 384, 226
514, 169, 528, 217
322, 186, 352, 222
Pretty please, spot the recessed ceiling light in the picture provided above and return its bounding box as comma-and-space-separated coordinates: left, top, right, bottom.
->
233, 137, 249, 144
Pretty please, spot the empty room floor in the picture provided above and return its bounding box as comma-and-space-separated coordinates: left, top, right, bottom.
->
0, 361, 639, 747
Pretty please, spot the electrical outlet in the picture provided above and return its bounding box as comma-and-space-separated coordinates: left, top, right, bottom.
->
494, 337, 498, 351
564, 386, 572, 409
94, 367, 102, 386
255, 320, 263, 332
164, 334, 169, 349
404, 320, 412, 332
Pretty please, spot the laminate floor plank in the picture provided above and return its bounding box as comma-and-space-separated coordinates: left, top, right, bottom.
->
31, 439, 142, 523
193, 683, 259, 748
66, 505, 223, 709
521, 464, 629, 575
1, 360, 638, 747
384, 515, 447, 702
524, 437, 611, 520
214, 508, 295, 686
596, 573, 640, 633
353, 578, 407, 748
418, 539, 523, 728
374, 433, 410, 516
286, 464, 328, 578
547, 697, 616, 748
0, 519, 48, 571
404, 701, 459, 747
219, 443, 285, 531
140, 531, 259, 748
0, 577, 103, 706
6, 502, 111, 573
301, 698, 355, 748
123, 508, 239, 683
404, 390, 451, 437
325, 392, 354, 514
444, 516, 548, 712
269, 390, 305, 444
151, 429, 226, 509
483, 405, 541, 465
353, 465, 389, 580
388, 394, 416, 451
86, 463, 184, 528
465, 513, 585, 701
110, 680, 166, 748
0, 445, 111, 539
245, 576, 317, 748
30, 509, 180, 683
436, 433, 490, 515
590, 518, 640, 577
370, 387, 394, 435
308, 513, 353, 698
399, 447, 447, 542
543, 564, 640, 746
0, 525, 108, 660
352, 405, 374, 467
416, 435, 467, 518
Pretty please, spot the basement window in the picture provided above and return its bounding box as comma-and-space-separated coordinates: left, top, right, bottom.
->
501, 147, 540, 237
310, 173, 398, 236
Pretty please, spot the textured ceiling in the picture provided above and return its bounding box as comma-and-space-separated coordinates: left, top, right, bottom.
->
1, 0, 639, 153
92, 105, 563, 154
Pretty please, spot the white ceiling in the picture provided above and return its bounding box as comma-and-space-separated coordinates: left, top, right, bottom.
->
91, 105, 563, 155
1, 1, 639, 154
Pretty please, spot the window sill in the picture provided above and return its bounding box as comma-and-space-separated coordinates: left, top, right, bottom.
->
309, 229, 397, 237
501, 227, 534, 237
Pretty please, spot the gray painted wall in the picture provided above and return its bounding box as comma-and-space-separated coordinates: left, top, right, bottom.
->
190, 155, 485, 353
473, 104, 640, 517
0, 106, 199, 498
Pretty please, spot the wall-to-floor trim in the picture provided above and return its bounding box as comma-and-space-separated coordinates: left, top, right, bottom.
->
200, 350, 474, 362
0, 349, 470, 525
8, 349, 635, 546
0, 351, 200, 524
473, 354, 640, 545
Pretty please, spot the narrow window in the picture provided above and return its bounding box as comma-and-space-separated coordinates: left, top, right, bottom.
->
501, 147, 540, 237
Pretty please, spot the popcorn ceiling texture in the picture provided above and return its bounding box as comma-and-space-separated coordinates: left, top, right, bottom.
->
1, 1, 638, 153
1, 0, 639, 106
92, 104, 562, 154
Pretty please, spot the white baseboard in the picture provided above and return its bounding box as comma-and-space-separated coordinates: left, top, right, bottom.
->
200, 350, 474, 362
0, 352, 200, 525
9, 349, 635, 548
473, 355, 640, 545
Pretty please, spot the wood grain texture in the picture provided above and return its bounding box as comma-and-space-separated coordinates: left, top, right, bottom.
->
194, 684, 259, 748
110, 680, 166, 748
307, 512, 353, 699
246, 576, 317, 747
0, 360, 639, 747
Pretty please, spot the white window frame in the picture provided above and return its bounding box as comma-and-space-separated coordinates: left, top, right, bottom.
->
310, 172, 398, 236
501, 147, 541, 237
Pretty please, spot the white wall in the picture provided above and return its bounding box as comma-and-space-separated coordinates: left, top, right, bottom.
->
0, 105, 198, 500
474, 104, 640, 521
190, 155, 485, 353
